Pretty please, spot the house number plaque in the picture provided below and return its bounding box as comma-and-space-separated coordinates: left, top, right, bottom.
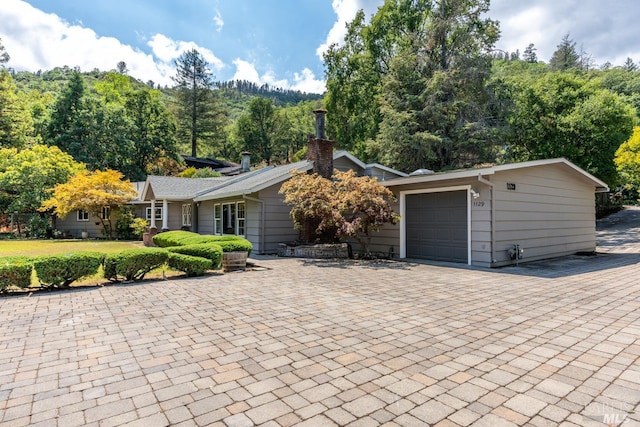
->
506, 182, 516, 190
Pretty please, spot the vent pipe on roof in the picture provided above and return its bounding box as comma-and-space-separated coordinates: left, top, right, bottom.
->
240, 151, 251, 172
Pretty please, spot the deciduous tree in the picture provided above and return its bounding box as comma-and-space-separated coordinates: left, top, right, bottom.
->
279, 169, 399, 255
41, 169, 138, 239
615, 126, 640, 188
0, 145, 85, 232
506, 73, 636, 184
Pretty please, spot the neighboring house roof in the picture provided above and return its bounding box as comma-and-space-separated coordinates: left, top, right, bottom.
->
382, 158, 609, 192
142, 176, 233, 201
181, 155, 240, 172
365, 163, 409, 178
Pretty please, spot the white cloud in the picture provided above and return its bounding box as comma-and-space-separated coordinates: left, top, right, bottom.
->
231, 59, 325, 94
0, 0, 225, 87
213, 10, 224, 33
291, 68, 326, 94
316, 0, 383, 59
491, 0, 640, 66
147, 34, 224, 71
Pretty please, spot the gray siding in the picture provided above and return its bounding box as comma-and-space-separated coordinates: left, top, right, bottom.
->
244, 197, 262, 254
333, 157, 364, 174
492, 166, 596, 266
56, 211, 105, 238
259, 185, 299, 254
198, 201, 214, 234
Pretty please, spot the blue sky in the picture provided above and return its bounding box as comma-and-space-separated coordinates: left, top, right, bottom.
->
1, 0, 639, 94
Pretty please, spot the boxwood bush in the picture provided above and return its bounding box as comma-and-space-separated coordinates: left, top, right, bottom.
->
167, 244, 223, 269
153, 230, 252, 255
0, 256, 33, 291
167, 253, 212, 277
214, 239, 253, 254
33, 252, 104, 288
104, 248, 168, 282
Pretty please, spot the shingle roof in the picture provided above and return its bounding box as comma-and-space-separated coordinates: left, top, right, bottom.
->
143, 176, 233, 200
194, 160, 312, 201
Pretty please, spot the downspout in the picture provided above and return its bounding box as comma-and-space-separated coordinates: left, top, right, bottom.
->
243, 194, 264, 255
478, 174, 496, 266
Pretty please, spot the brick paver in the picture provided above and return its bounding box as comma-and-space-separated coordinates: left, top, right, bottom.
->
1, 207, 639, 426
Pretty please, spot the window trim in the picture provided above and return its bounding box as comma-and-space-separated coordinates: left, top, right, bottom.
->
101, 206, 111, 220
214, 201, 245, 237
77, 210, 89, 222
182, 203, 192, 227
146, 207, 162, 221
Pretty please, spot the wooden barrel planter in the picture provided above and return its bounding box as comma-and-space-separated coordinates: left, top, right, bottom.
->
222, 251, 248, 271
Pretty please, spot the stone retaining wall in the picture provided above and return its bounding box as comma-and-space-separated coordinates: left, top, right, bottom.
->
277, 243, 349, 259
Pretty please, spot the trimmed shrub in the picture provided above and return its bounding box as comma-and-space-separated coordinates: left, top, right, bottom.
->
167, 253, 212, 277
33, 252, 104, 288
104, 248, 168, 282
153, 230, 237, 248
153, 230, 252, 255
0, 256, 33, 291
167, 244, 223, 270
215, 239, 253, 254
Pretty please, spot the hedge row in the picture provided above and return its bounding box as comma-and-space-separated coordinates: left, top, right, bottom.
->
104, 248, 168, 282
153, 230, 253, 255
167, 244, 223, 269
0, 256, 33, 291
34, 252, 104, 287
0, 243, 227, 292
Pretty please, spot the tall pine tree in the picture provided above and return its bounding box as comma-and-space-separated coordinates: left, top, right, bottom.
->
172, 49, 226, 157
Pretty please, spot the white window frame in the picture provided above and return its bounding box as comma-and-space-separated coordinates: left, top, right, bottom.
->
182, 203, 192, 227
77, 210, 89, 222
237, 202, 246, 237
101, 206, 110, 220
214, 201, 245, 237
214, 204, 222, 235
146, 207, 162, 221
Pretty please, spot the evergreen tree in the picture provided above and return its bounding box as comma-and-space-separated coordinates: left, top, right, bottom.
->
173, 49, 226, 157
370, 0, 501, 172
523, 43, 537, 63
623, 57, 638, 72
549, 34, 580, 71
0, 37, 9, 66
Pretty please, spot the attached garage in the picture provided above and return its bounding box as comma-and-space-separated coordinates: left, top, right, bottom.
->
370, 158, 609, 267
404, 189, 469, 262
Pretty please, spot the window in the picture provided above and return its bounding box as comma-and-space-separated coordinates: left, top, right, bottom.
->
214, 204, 222, 235
146, 207, 162, 220
214, 202, 245, 236
237, 202, 246, 236
77, 210, 89, 222
101, 206, 110, 220
223, 203, 236, 235
182, 204, 192, 227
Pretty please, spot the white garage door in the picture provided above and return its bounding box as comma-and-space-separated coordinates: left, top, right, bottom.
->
405, 191, 468, 262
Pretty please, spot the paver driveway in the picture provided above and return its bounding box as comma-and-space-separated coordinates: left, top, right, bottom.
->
1, 208, 639, 426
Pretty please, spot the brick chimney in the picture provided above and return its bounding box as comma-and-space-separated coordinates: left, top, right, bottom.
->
307, 109, 334, 179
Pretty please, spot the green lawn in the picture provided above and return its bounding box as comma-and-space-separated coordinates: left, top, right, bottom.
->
0, 239, 145, 257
